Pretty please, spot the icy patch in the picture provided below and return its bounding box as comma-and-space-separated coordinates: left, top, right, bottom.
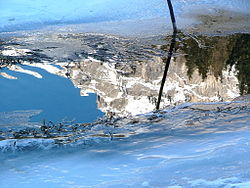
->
0, 110, 42, 127
0, 0, 168, 33
0, 139, 55, 152
188, 177, 250, 188
1, 0, 249, 36
0, 101, 249, 187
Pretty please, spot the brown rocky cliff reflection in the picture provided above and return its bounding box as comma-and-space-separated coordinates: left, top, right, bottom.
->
1, 33, 249, 116
64, 54, 239, 116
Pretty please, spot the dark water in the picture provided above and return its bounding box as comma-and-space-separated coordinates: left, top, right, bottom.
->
0, 65, 103, 125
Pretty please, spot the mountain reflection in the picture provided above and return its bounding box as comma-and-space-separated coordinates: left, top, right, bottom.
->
1, 33, 249, 117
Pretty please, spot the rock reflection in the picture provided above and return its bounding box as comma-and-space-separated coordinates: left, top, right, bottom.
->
1, 33, 250, 117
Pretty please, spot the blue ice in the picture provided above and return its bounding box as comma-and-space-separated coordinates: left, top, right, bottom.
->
0, 0, 167, 32
1, 0, 249, 33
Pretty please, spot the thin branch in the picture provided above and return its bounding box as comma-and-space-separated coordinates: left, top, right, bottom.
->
166, 0, 177, 33
156, 0, 177, 110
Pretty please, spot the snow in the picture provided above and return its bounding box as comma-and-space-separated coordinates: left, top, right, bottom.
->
125, 96, 156, 116
0, 101, 249, 188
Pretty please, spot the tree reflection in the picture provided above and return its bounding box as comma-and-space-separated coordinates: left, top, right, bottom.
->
227, 34, 250, 95
180, 34, 250, 95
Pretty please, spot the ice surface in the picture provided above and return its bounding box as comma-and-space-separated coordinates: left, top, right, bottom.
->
0, 0, 168, 32
1, 0, 250, 34
0, 101, 249, 188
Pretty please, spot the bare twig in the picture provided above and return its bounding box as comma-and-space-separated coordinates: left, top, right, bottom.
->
156, 0, 178, 110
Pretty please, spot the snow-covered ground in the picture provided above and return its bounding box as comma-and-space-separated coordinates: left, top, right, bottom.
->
0, 101, 249, 188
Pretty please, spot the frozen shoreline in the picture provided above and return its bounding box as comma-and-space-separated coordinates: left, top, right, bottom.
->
0, 98, 249, 152
0, 99, 250, 188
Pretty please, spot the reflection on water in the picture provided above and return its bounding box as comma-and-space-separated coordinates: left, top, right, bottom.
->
1, 29, 250, 188
0, 64, 103, 125
1, 33, 250, 118
179, 33, 250, 95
